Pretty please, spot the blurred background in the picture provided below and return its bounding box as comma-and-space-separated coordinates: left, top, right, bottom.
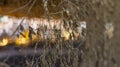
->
0, 0, 120, 67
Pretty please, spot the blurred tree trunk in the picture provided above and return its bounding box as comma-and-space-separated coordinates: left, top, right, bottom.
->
110, 0, 120, 67
82, 0, 115, 67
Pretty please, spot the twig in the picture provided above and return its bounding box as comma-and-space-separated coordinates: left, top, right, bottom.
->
11, 0, 37, 37
5, 0, 33, 14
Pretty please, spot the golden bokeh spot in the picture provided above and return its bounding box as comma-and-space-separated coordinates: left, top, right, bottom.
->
61, 30, 70, 40
15, 30, 29, 46
0, 38, 9, 46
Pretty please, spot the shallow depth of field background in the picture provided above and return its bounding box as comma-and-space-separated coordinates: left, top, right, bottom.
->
0, 0, 120, 67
